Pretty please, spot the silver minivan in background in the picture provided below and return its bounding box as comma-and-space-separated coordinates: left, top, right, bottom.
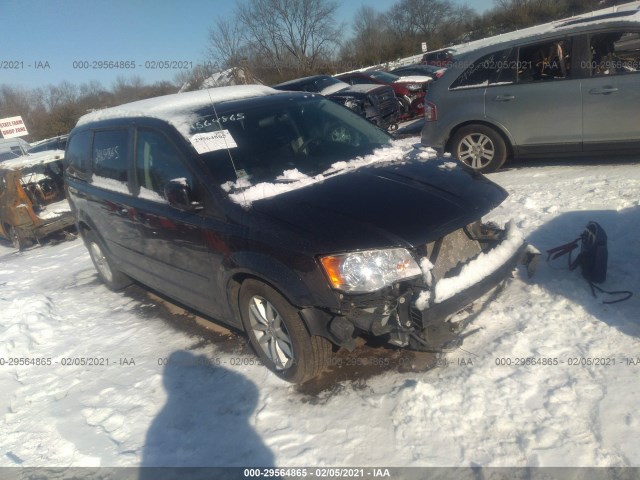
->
421, 9, 640, 172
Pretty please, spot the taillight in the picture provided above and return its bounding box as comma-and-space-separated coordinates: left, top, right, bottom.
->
424, 101, 437, 122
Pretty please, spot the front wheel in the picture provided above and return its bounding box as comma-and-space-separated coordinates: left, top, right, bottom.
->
85, 230, 132, 290
451, 125, 508, 173
239, 279, 331, 383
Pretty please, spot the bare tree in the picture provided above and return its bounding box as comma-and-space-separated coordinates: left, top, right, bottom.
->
207, 17, 247, 69
235, 0, 341, 79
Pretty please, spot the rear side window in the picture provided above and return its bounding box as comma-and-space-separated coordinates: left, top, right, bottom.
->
517, 38, 572, 83
590, 31, 640, 76
450, 49, 512, 90
92, 130, 129, 183
65, 131, 92, 180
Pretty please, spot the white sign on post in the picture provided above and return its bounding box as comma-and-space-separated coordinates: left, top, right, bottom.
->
0, 116, 29, 139
421, 42, 428, 52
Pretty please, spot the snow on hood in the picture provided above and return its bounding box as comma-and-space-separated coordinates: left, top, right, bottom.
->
336, 84, 383, 94
76, 85, 278, 138
224, 139, 438, 207
319, 82, 350, 95
395, 75, 433, 83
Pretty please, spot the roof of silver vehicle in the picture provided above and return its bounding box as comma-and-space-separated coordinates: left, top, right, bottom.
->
450, 3, 640, 60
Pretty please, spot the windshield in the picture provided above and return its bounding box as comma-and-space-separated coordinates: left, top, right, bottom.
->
191, 96, 391, 189
369, 71, 399, 83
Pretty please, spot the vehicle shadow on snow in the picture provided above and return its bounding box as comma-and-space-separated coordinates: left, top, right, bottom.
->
139, 350, 278, 477
526, 206, 639, 338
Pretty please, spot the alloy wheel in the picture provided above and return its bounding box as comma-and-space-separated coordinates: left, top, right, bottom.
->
457, 133, 496, 170
248, 295, 294, 370
89, 241, 113, 283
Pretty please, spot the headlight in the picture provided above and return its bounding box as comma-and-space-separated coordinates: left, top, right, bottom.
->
319, 248, 421, 293
406, 83, 422, 91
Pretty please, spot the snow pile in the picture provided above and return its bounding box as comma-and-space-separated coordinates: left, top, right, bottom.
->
415, 258, 434, 310
276, 169, 310, 181
226, 138, 428, 206
37, 199, 71, 220
438, 161, 458, 170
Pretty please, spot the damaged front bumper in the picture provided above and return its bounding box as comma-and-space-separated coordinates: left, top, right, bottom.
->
319, 222, 539, 352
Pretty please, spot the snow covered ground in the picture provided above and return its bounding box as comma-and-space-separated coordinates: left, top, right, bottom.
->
1, 155, 639, 470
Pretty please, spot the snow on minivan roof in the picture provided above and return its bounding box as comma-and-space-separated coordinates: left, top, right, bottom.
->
76, 85, 279, 137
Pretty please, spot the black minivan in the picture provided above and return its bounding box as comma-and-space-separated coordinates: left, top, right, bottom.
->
65, 85, 532, 383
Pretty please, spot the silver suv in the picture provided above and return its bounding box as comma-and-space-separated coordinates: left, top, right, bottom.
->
421, 8, 640, 172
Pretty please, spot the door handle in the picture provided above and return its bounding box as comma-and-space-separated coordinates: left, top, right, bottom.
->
494, 94, 515, 102
589, 87, 618, 95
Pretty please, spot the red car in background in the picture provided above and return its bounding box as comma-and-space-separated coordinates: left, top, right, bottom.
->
336, 70, 432, 120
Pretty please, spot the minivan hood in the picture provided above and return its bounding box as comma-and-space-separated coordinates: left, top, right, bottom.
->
251, 158, 507, 252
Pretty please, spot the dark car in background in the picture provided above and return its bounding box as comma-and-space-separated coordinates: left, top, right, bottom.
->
273, 75, 399, 130
29, 135, 68, 154
336, 70, 431, 119
65, 86, 533, 383
422, 48, 456, 67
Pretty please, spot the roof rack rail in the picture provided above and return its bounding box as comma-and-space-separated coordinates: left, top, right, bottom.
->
559, 9, 639, 27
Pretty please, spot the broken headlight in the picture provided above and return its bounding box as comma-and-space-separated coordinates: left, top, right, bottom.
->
320, 248, 421, 293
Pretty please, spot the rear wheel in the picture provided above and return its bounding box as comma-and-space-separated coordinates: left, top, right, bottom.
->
85, 230, 131, 290
451, 125, 508, 173
239, 279, 331, 383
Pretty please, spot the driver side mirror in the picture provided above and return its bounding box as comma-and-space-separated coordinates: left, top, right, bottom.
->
164, 179, 203, 212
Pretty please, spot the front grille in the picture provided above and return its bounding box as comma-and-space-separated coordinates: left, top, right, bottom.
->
369, 87, 399, 119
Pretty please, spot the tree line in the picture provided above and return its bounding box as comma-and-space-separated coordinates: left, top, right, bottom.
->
0, 78, 176, 143
202, 0, 625, 86
1, 0, 626, 142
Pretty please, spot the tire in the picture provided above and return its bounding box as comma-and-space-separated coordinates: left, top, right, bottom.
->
7, 225, 32, 250
84, 230, 132, 290
239, 279, 331, 383
450, 125, 508, 173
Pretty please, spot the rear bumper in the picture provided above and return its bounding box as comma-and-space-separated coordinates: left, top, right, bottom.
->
15, 213, 75, 241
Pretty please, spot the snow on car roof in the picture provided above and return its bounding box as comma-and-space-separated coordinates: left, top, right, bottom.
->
0, 150, 65, 171
452, 2, 640, 56
76, 85, 279, 137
